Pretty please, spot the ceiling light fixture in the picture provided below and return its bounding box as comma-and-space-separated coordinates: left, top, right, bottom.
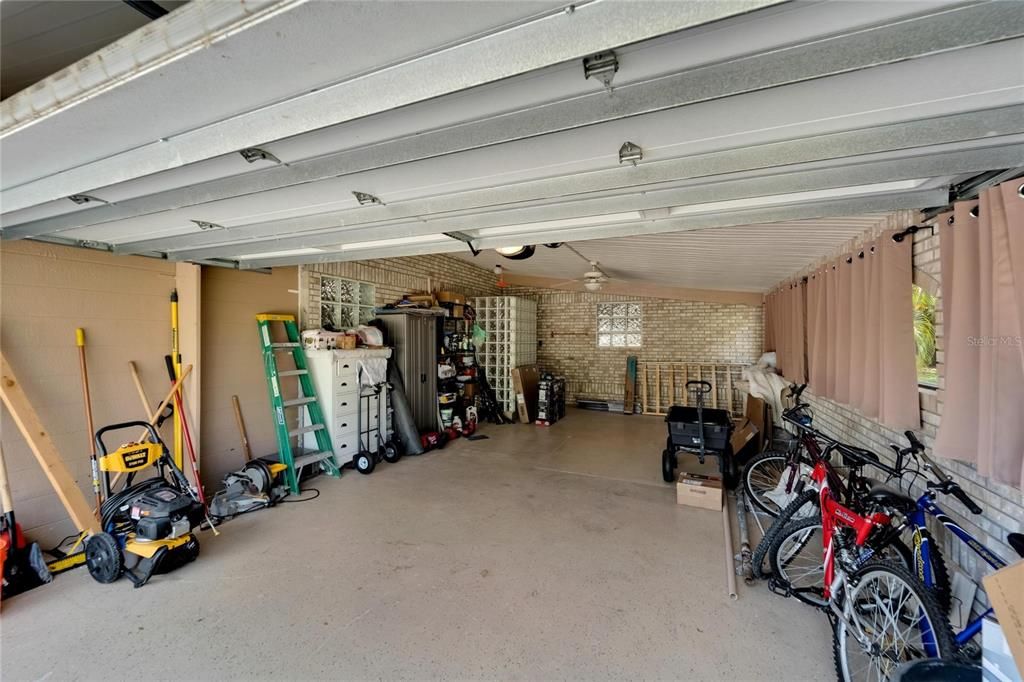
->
495, 245, 536, 260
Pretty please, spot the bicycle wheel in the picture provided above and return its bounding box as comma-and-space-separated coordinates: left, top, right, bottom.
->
743, 451, 796, 517
751, 488, 818, 579
768, 517, 828, 607
768, 518, 914, 608
833, 561, 956, 682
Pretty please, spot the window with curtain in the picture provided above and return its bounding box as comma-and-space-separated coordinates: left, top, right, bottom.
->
799, 231, 919, 430
934, 181, 1023, 488
764, 281, 806, 382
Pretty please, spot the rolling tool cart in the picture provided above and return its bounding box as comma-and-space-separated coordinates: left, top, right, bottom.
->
353, 368, 400, 474
661, 380, 737, 487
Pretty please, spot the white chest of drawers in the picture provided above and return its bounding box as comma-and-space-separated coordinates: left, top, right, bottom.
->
303, 348, 393, 464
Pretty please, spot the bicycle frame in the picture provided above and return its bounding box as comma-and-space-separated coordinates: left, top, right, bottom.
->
813, 461, 892, 600
910, 493, 1008, 646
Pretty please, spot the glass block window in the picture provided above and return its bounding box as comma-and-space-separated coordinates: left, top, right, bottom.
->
316, 275, 375, 330
597, 302, 641, 348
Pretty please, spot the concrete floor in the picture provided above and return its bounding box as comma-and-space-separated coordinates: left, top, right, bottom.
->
2, 409, 832, 681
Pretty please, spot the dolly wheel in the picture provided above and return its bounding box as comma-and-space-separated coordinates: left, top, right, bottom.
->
355, 451, 376, 475
662, 450, 675, 483
85, 532, 123, 584
382, 442, 401, 464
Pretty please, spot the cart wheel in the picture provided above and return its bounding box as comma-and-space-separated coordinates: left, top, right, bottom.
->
85, 532, 124, 584
382, 442, 401, 464
662, 450, 675, 483
720, 449, 738, 490
355, 451, 376, 474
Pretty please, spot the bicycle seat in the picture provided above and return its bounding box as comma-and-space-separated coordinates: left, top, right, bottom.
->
865, 485, 917, 513
835, 442, 881, 466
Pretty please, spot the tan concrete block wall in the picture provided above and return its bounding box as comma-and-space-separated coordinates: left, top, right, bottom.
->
301, 254, 500, 328
199, 266, 299, 488
0, 241, 177, 546
501, 287, 763, 405
801, 228, 1023, 591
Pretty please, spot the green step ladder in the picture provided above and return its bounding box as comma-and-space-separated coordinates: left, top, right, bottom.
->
256, 314, 340, 494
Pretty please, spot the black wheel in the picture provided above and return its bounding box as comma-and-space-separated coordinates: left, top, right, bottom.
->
85, 532, 123, 584
768, 517, 914, 609
184, 535, 200, 563
662, 450, 675, 483
751, 488, 819, 580
743, 451, 807, 517
382, 442, 401, 464
355, 451, 376, 474
833, 561, 956, 682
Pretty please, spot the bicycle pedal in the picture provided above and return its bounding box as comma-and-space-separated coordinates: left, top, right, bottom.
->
767, 577, 792, 598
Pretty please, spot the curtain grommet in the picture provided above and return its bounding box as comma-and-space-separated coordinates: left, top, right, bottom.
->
969, 206, 979, 218
1017, 182, 1023, 199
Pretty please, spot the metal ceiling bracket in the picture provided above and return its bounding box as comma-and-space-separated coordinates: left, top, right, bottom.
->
68, 194, 106, 205
444, 231, 480, 256
583, 51, 618, 91
191, 220, 224, 231
618, 142, 643, 166
353, 191, 384, 206
239, 147, 282, 164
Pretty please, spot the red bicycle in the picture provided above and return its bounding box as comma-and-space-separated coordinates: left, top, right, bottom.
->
771, 457, 955, 681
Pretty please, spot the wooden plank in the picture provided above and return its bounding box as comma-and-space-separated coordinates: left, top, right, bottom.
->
0, 350, 100, 534
726, 367, 734, 416
623, 356, 637, 415
681, 364, 687, 406
641, 363, 648, 415
711, 365, 718, 410
655, 364, 661, 414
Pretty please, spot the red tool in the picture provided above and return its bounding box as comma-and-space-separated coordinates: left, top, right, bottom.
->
164, 356, 205, 504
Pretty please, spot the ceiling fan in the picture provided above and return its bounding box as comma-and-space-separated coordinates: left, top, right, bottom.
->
544, 244, 613, 291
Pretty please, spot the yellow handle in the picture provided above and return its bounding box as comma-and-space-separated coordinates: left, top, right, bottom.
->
76, 328, 86, 347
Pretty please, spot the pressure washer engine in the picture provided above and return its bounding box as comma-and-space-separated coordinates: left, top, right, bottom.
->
85, 422, 204, 588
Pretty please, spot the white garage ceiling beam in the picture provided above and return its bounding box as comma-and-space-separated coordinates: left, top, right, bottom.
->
0, 0, 784, 214
170, 142, 1024, 261
5, 0, 1020, 237
115, 106, 1023, 256
237, 188, 947, 268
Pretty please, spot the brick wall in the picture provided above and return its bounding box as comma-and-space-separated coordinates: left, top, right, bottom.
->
503, 287, 763, 405
300, 254, 500, 328
800, 227, 1023, 593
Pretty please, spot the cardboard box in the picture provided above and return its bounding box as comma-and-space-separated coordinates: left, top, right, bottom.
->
730, 419, 759, 456
511, 365, 540, 424
983, 560, 1024, 680
676, 471, 723, 510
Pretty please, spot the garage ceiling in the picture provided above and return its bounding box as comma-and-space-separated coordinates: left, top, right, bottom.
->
1, 0, 1022, 293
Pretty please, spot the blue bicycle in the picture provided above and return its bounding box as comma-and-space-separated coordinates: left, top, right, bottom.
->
890, 431, 1022, 648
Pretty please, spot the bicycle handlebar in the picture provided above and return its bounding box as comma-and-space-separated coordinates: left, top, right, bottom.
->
899, 431, 984, 515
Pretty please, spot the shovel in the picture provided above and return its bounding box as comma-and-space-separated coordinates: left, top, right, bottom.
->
0, 445, 51, 600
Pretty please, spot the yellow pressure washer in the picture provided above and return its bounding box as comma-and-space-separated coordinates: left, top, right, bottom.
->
85, 422, 204, 588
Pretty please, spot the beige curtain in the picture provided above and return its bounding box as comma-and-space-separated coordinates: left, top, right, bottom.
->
935, 182, 1024, 488
805, 232, 919, 430
763, 280, 806, 382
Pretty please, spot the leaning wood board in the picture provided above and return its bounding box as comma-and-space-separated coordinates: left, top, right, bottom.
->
0, 351, 100, 534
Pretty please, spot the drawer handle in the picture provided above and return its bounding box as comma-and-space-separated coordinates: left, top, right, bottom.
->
340, 422, 349, 428
340, 443, 348, 449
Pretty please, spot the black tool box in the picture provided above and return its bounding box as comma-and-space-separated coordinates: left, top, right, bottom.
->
536, 375, 566, 425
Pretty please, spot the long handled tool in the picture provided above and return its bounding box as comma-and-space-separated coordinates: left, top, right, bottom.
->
0, 445, 52, 599
170, 290, 183, 470
231, 395, 252, 463
74, 328, 102, 514
164, 355, 204, 505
